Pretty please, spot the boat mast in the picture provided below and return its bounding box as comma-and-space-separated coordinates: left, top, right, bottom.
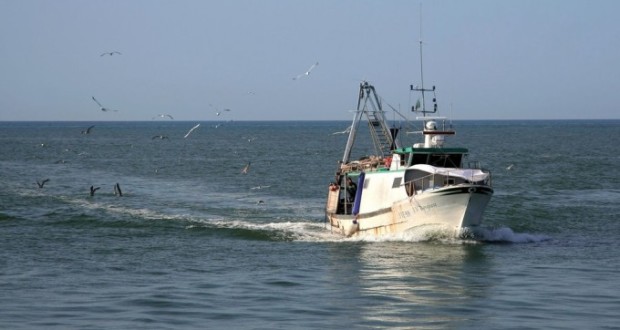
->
341, 84, 364, 164
418, 9, 426, 114
411, 4, 438, 116
341, 82, 395, 164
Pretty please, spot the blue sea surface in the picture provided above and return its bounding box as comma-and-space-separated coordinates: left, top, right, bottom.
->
1, 120, 619, 329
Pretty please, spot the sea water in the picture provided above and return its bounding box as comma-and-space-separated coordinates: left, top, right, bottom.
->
1, 120, 619, 329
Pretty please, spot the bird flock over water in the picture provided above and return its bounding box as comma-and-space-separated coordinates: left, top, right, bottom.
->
34, 118, 260, 198
90, 51, 319, 121
32, 52, 322, 201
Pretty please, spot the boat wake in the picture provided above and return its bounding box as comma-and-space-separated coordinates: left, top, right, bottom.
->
186, 219, 551, 244
339, 225, 552, 244
466, 226, 552, 243
16, 183, 550, 245
186, 219, 341, 242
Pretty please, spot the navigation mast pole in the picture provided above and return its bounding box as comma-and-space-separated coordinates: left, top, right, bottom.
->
411, 3, 438, 116
418, 5, 426, 114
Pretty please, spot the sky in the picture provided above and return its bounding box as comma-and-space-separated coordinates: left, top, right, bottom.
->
1, 0, 619, 121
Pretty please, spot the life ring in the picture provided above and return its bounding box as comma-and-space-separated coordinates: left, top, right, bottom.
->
468, 187, 476, 193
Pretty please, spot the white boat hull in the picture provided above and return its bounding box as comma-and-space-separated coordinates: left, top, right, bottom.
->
326, 81, 494, 239
326, 185, 492, 238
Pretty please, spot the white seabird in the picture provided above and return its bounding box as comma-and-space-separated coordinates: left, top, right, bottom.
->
293, 62, 319, 80
153, 114, 174, 120
184, 124, 201, 138
241, 161, 251, 174
331, 126, 351, 135
250, 185, 270, 190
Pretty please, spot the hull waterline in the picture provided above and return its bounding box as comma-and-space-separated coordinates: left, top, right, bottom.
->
327, 184, 493, 237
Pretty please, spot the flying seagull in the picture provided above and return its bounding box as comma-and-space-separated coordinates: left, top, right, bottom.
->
91, 96, 118, 112
101, 51, 122, 56
214, 108, 230, 116
36, 178, 50, 188
241, 161, 251, 174
90, 185, 100, 196
331, 126, 351, 135
81, 125, 95, 134
293, 62, 319, 80
184, 124, 201, 138
153, 114, 174, 120
506, 164, 515, 171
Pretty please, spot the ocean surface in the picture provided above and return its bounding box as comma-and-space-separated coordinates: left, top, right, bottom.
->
1, 120, 619, 329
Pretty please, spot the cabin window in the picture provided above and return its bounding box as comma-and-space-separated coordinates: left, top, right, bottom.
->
392, 177, 402, 188
405, 169, 427, 192
411, 154, 428, 165
428, 154, 463, 167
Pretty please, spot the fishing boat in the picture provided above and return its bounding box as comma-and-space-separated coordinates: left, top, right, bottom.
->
325, 27, 497, 240
325, 80, 493, 238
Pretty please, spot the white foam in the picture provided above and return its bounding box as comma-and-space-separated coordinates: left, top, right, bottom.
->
186, 218, 339, 241
186, 217, 552, 244
474, 226, 551, 243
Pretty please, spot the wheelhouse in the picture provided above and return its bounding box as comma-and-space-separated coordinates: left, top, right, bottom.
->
395, 147, 468, 168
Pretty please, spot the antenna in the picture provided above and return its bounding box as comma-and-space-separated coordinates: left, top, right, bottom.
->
410, 3, 438, 116
419, 3, 424, 107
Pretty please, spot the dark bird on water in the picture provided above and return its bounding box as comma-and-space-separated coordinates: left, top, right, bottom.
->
90, 185, 100, 196
81, 125, 95, 134
36, 178, 50, 188
114, 183, 123, 197
152, 135, 169, 140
